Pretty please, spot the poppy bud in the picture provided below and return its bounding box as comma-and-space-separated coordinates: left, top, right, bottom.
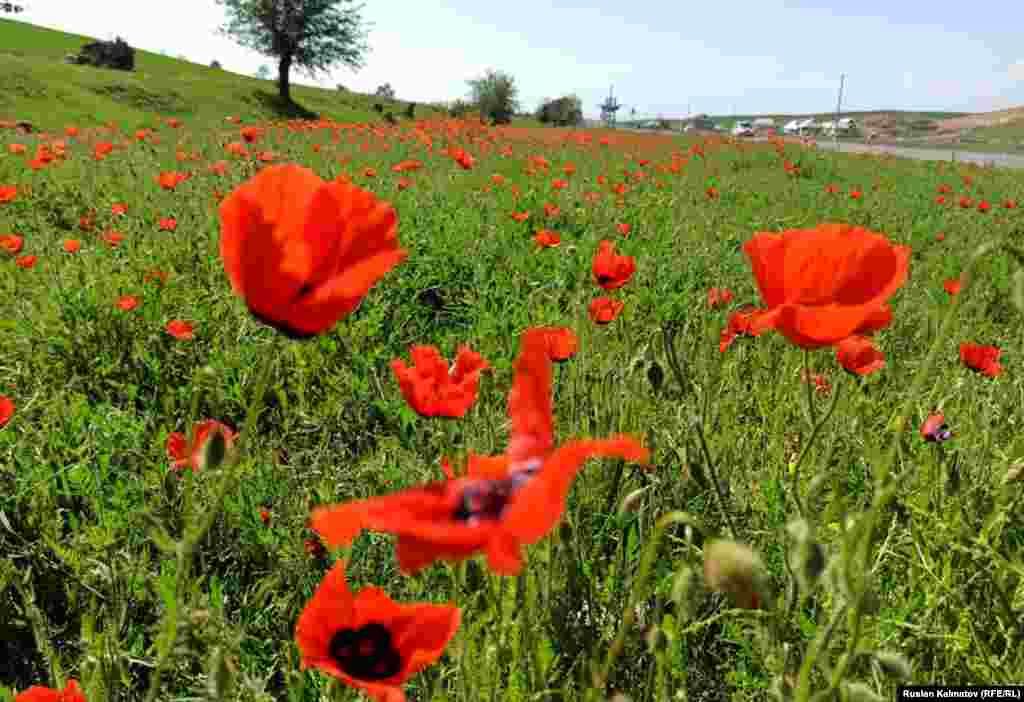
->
644, 625, 668, 654
198, 426, 228, 472
786, 519, 826, 591
647, 361, 664, 393
618, 487, 647, 516
872, 651, 912, 680
1006, 461, 1024, 483
703, 540, 768, 609
207, 646, 237, 700
842, 682, 885, 702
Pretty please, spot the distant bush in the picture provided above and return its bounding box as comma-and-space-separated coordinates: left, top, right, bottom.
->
210, 59, 222, 69
375, 83, 396, 99
448, 99, 472, 118
0, 2, 24, 13
536, 95, 583, 127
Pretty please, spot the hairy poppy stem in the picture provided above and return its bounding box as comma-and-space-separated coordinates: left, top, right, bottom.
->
795, 240, 996, 702
143, 351, 276, 702
592, 511, 704, 698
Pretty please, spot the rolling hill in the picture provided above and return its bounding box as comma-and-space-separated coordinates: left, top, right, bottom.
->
0, 17, 439, 130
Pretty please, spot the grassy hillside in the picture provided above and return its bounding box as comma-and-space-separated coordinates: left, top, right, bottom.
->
0, 17, 441, 130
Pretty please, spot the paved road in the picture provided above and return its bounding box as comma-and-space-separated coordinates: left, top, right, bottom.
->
813, 140, 1024, 169
617, 127, 1024, 169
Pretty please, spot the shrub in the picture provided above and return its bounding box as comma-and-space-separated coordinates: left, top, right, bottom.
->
537, 95, 583, 127
467, 69, 519, 125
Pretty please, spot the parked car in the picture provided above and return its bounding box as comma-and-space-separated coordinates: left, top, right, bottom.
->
731, 120, 755, 137
783, 118, 818, 135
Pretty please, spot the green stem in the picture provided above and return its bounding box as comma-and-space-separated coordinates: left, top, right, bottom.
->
593, 512, 705, 697
143, 350, 275, 702
788, 375, 844, 520
795, 241, 996, 702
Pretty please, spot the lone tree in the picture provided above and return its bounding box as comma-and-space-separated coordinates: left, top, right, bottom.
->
467, 69, 518, 125
0, 2, 25, 13
217, 0, 369, 102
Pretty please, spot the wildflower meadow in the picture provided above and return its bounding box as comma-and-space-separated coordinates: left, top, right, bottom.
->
1, 112, 1024, 702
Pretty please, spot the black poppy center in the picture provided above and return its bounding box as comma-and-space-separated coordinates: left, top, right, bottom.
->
328, 622, 402, 681
453, 468, 537, 524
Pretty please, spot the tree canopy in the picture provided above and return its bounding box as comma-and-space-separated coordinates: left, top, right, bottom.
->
217, 0, 369, 101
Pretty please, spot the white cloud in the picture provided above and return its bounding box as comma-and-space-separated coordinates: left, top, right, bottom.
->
1009, 60, 1024, 81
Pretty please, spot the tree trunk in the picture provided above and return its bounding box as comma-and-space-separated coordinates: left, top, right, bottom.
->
277, 54, 292, 102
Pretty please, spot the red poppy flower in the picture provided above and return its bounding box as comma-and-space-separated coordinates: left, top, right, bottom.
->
8, 143, 27, 154
616, 223, 632, 237
959, 196, 974, 209
1004, 199, 1018, 209
718, 307, 772, 352
391, 345, 489, 418
240, 126, 263, 143
741, 223, 910, 350
312, 330, 649, 575
144, 270, 169, 285
825, 184, 839, 194
225, 142, 248, 157
705, 186, 719, 199
835, 335, 885, 376
960, 343, 1002, 377
1, 234, 23, 255
706, 287, 734, 309
491, 174, 506, 185
93, 142, 114, 160
259, 508, 271, 525
117, 295, 139, 311
101, 230, 124, 247
157, 171, 188, 190
935, 232, 945, 242
166, 419, 236, 472
592, 240, 636, 290
166, 320, 194, 340
920, 413, 952, 443
391, 159, 422, 173
543, 203, 561, 218
166, 118, 182, 128
13, 678, 86, 702
937, 184, 952, 194
111, 203, 128, 216
0, 395, 13, 428
16, 255, 37, 269
396, 177, 412, 190
295, 559, 461, 702
0, 185, 17, 203
943, 278, 962, 296
978, 200, 991, 213
450, 148, 474, 169
63, 239, 81, 253
219, 164, 406, 338
935, 196, 947, 206
551, 178, 568, 190
534, 229, 560, 248
532, 326, 578, 361
589, 297, 624, 324
158, 217, 177, 232
849, 189, 863, 200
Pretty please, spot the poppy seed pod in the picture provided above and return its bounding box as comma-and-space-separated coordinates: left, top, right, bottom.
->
703, 540, 768, 610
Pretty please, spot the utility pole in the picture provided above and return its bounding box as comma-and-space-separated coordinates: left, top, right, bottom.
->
834, 73, 845, 151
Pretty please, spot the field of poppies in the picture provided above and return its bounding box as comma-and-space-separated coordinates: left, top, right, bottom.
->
1, 113, 1024, 702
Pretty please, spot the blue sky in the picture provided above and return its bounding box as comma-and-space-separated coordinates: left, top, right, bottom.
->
20, 0, 1024, 118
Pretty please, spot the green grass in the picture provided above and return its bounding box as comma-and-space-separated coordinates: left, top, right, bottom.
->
0, 18, 444, 130
2, 24, 1024, 702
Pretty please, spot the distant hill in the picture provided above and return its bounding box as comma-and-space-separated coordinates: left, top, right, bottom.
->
0, 17, 442, 130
